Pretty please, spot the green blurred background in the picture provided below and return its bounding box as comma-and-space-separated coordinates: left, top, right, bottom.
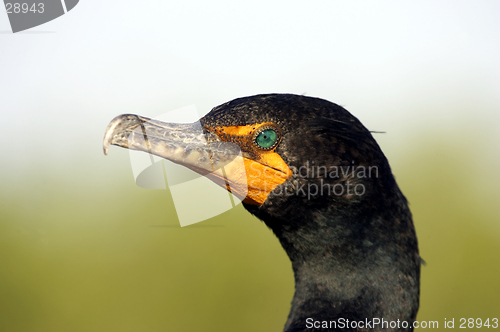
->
1, 1, 499, 331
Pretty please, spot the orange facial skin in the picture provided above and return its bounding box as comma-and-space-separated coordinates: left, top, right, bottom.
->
206, 123, 293, 205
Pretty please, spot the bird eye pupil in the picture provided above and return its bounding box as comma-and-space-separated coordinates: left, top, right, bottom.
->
255, 129, 277, 149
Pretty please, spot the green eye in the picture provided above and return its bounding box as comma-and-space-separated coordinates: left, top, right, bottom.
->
255, 128, 278, 150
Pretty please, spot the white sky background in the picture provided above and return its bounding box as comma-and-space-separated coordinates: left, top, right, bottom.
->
0, 0, 499, 174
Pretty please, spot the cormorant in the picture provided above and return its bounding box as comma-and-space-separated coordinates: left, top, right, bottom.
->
103, 94, 420, 331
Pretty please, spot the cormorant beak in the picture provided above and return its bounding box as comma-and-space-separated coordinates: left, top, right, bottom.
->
103, 114, 292, 205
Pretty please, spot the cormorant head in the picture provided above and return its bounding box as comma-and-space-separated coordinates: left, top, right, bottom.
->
103, 93, 406, 250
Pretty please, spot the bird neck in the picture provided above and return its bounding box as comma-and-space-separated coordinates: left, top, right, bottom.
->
247, 188, 420, 332
282, 206, 418, 331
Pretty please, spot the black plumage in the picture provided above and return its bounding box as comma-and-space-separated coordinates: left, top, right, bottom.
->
202, 94, 420, 331
104, 93, 420, 332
